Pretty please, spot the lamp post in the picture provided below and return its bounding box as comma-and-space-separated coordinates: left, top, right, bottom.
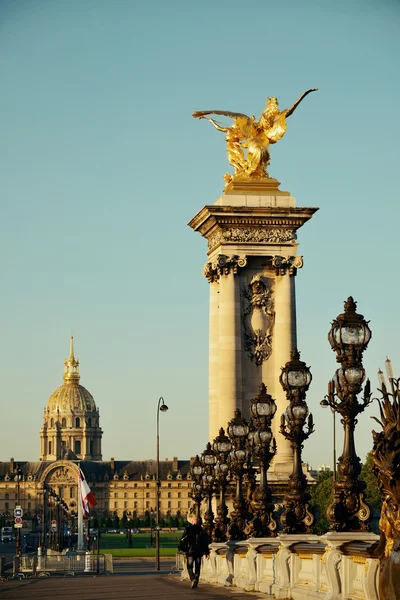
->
39, 483, 48, 551
227, 409, 250, 541
247, 383, 278, 537
15, 464, 23, 558
189, 455, 204, 519
212, 428, 231, 542
155, 396, 168, 571
325, 297, 372, 531
200, 443, 217, 539
279, 348, 315, 533
320, 399, 337, 481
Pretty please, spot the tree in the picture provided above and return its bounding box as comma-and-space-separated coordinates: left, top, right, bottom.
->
309, 471, 333, 534
360, 452, 382, 513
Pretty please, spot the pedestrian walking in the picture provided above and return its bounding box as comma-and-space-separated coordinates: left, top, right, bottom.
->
179, 517, 210, 589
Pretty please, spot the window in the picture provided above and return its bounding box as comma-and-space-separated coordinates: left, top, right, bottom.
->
178, 492, 181, 498
124, 502, 127, 509
188, 501, 191, 508
50, 418, 54, 427
90, 440, 94, 454
145, 492, 150, 498
28, 502, 31, 510
146, 501, 150, 509
5, 493, 9, 500
168, 501, 171, 509
134, 501, 137, 509
178, 501, 181, 509
114, 502, 117, 508
74, 440, 81, 454
134, 492, 137, 499
87, 418, 92, 427
5, 502, 9, 511
114, 493, 118, 498
48, 441, 52, 455
178, 483, 182, 488
134, 483, 137, 488
167, 483, 171, 488
146, 483, 150, 488
70, 487, 74, 499
62, 418, 66, 428
75, 417, 81, 428
167, 492, 171, 498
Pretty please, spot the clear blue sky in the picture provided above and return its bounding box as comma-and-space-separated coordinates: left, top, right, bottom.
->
1, 0, 399, 469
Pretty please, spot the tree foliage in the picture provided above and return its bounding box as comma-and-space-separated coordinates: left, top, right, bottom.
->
309, 470, 333, 534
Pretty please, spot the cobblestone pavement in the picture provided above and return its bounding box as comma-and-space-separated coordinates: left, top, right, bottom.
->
0, 573, 272, 599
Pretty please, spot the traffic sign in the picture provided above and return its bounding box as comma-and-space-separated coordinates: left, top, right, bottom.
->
14, 517, 22, 525
51, 524, 57, 532
14, 507, 23, 518
14, 523, 22, 529
51, 519, 57, 526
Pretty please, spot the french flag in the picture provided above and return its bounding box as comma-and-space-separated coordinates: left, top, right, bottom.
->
79, 469, 97, 517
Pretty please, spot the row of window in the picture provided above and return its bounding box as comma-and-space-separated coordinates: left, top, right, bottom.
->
48, 417, 94, 428
113, 500, 191, 510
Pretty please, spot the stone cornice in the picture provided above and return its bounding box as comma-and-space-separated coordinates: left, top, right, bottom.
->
188, 205, 318, 254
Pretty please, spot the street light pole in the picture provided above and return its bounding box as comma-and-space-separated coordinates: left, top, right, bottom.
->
320, 400, 337, 481
156, 397, 168, 571
15, 465, 22, 558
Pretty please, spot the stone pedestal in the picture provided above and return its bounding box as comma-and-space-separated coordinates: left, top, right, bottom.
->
189, 180, 318, 476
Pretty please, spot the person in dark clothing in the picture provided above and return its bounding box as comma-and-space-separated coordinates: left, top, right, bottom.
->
179, 517, 210, 589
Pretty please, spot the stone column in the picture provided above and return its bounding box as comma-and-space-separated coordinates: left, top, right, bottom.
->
271, 256, 303, 472
208, 279, 219, 442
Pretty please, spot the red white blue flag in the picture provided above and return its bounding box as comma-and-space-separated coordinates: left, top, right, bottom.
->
79, 469, 97, 517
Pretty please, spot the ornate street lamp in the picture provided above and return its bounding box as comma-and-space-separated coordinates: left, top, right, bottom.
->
247, 383, 277, 537
279, 349, 315, 533
212, 428, 231, 542
15, 465, 23, 558
156, 396, 168, 571
325, 297, 372, 531
189, 455, 204, 518
201, 443, 217, 539
227, 409, 250, 540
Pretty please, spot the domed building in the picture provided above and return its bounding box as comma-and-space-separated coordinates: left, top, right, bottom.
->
0, 338, 191, 533
39, 337, 103, 461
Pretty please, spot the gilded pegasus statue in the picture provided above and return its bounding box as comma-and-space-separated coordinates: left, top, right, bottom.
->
193, 89, 317, 188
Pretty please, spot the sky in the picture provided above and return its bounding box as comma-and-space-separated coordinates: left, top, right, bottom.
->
0, 0, 399, 470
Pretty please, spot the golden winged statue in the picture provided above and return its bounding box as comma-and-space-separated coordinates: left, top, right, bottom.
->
193, 89, 317, 188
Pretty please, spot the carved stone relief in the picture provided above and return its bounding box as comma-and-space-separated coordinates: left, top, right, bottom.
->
208, 228, 297, 252
242, 275, 274, 365
203, 254, 247, 283
49, 467, 75, 485
272, 255, 303, 276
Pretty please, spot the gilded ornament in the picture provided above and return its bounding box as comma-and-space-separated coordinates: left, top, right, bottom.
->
193, 89, 317, 188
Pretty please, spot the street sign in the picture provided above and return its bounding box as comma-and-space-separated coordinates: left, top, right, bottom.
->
14, 517, 22, 525
14, 523, 22, 529
14, 507, 23, 518
51, 524, 57, 532
51, 519, 57, 526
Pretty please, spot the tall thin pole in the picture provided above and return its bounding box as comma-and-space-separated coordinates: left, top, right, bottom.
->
15, 465, 21, 558
332, 409, 337, 482
156, 400, 160, 571
77, 471, 84, 550
155, 397, 168, 571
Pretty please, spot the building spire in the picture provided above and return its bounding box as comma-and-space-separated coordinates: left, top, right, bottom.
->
64, 335, 80, 384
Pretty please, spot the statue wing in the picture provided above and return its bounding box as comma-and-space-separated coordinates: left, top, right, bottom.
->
192, 110, 250, 119
266, 113, 287, 144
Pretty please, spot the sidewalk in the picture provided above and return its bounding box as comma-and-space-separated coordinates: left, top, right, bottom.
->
0, 573, 271, 599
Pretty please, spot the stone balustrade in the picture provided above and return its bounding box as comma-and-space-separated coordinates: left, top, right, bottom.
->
182, 532, 380, 600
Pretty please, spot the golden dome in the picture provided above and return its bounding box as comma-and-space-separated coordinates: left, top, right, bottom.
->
46, 382, 97, 413
45, 336, 97, 414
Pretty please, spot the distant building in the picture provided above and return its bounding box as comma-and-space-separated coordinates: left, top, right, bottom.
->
0, 339, 192, 530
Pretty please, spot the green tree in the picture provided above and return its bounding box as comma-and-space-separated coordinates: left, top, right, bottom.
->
360, 452, 382, 513
309, 470, 333, 534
